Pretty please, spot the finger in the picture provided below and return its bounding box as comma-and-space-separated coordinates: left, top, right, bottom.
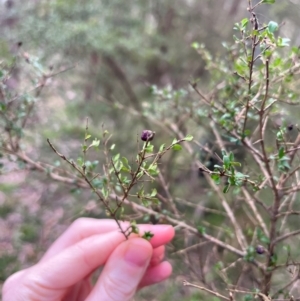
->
2, 270, 26, 299
62, 279, 92, 301
42, 218, 174, 261
86, 238, 152, 301
71, 243, 166, 295
41, 218, 127, 261
139, 261, 172, 288
149, 245, 165, 267
147, 225, 174, 248
78, 243, 166, 291
3, 231, 125, 301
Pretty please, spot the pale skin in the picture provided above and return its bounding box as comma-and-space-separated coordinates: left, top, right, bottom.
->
2, 218, 175, 301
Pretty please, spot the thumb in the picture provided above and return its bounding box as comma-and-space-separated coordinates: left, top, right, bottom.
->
86, 238, 152, 301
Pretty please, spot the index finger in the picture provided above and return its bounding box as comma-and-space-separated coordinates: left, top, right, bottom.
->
41, 218, 174, 261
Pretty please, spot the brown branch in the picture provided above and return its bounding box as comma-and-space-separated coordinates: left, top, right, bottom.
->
174, 198, 227, 216
2, 147, 87, 187
120, 192, 246, 257
157, 170, 180, 217
242, 187, 269, 236
241, 8, 258, 137
183, 280, 230, 301
210, 121, 248, 250
271, 268, 300, 299
278, 191, 298, 234
115, 193, 273, 272
276, 211, 300, 218
273, 230, 300, 246
46, 138, 129, 239
172, 241, 210, 255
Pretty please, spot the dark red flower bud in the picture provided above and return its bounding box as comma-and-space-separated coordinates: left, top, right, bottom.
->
256, 245, 265, 255
141, 130, 155, 142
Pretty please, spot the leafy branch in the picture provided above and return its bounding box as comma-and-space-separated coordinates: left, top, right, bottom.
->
47, 128, 194, 239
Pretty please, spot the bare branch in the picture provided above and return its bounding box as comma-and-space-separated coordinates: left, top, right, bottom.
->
273, 230, 300, 246
183, 280, 231, 301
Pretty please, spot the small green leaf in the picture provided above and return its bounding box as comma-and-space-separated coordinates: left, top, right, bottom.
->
159, 144, 165, 152
112, 153, 120, 162
278, 146, 285, 159
214, 261, 224, 270
150, 188, 157, 197
223, 155, 230, 169
241, 18, 249, 29
268, 21, 278, 33
172, 144, 182, 151
142, 198, 151, 206
92, 160, 99, 168
197, 226, 206, 235
85, 134, 91, 140
244, 246, 255, 262
184, 134, 194, 142
70, 188, 81, 195
229, 176, 236, 186
101, 187, 109, 199
142, 231, 154, 240
144, 144, 154, 153
242, 129, 251, 139
130, 221, 139, 234
114, 160, 122, 172
151, 198, 160, 205
121, 157, 129, 166
110, 144, 115, 150
260, 235, 270, 244
277, 37, 290, 47
262, 0, 275, 3
191, 42, 200, 49
231, 161, 242, 167
223, 184, 230, 193
121, 166, 130, 172
136, 171, 144, 178
148, 165, 159, 176
214, 165, 222, 170
0, 102, 7, 112
235, 172, 248, 179
91, 139, 100, 148
257, 228, 270, 244
270, 253, 278, 266
211, 173, 221, 185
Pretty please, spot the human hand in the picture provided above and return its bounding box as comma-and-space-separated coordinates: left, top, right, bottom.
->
2, 218, 175, 301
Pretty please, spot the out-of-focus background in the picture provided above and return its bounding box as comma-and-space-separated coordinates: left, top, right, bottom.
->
1, 0, 300, 300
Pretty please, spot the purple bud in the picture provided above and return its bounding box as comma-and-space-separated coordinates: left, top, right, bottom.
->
141, 130, 155, 142
256, 245, 265, 255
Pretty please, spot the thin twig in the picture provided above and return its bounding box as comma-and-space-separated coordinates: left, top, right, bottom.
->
183, 280, 230, 301
273, 230, 300, 246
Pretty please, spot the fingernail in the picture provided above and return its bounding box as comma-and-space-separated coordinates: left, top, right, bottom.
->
124, 240, 151, 267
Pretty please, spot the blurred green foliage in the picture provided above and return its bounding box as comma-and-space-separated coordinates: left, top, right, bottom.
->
2, 0, 300, 300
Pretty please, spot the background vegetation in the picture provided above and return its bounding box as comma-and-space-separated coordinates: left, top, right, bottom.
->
1, 0, 300, 300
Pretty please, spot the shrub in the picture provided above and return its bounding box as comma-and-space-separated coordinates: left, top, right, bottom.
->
1, 0, 300, 300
